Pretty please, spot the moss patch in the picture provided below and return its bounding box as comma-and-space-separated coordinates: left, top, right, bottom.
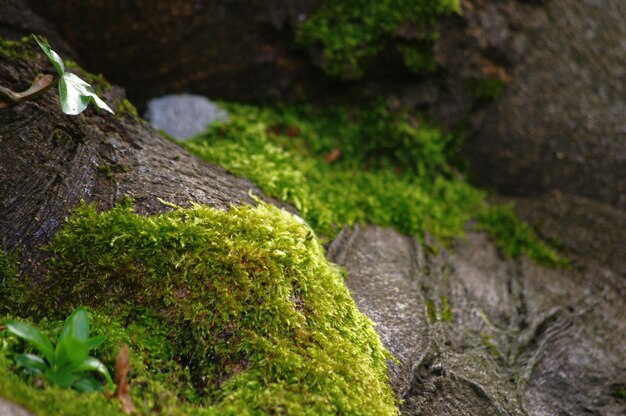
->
4, 201, 397, 415
182, 103, 484, 243
475, 205, 567, 267
181, 102, 563, 267
0, 37, 35, 60
297, 0, 461, 79
465, 77, 507, 100
115, 98, 139, 119
424, 295, 452, 323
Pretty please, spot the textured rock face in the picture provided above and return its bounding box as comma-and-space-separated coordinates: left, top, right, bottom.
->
328, 193, 626, 415
27, 0, 322, 105
26, 0, 626, 209
0, 398, 34, 416
457, 0, 626, 208
145, 95, 228, 140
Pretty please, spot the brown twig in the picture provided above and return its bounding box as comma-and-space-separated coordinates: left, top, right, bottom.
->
0, 74, 58, 108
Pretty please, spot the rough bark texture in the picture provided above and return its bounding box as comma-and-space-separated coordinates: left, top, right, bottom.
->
0, 41, 271, 279
328, 193, 626, 415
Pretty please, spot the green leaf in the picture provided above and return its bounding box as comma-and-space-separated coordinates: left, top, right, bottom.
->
78, 357, 115, 391
85, 335, 106, 350
59, 307, 90, 341
54, 336, 89, 372
46, 368, 79, 388
14, 353, 48, 374
59, 72, 114, 115
5, 321, 55, 363
73, 376, 103, 392
32, 35, 65, 76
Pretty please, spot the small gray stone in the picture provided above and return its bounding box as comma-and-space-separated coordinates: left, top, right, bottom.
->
144, 94, 228, 140
0, 398, 34, 416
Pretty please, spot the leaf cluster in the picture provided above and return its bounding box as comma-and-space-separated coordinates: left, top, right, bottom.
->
4, 308, 114, 392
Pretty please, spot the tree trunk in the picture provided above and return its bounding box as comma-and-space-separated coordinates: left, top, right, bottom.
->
0, 31, 269, 278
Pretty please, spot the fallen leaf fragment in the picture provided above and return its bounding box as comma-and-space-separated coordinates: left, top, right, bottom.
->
114, 344, 136, 415
325, 148, 342, 163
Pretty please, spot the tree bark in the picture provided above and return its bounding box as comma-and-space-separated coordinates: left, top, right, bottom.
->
0, 37, 270, 279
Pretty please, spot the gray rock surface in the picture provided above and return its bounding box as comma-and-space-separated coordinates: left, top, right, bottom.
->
451, 0, 626, 208
145, 95, 228, 140
328, 192, 626, 415
0, 398, 34, 416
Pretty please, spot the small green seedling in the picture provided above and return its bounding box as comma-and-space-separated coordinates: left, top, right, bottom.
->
4, 307, 114, 392
33, 35, 114, 115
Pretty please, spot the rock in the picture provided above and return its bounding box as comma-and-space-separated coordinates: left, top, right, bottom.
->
328, 194, 626, 415
0, 398, 34, 416
144, 95, 228, 140
26, 0, 626, 210
27, 0, 322, 105
0, 0, 75, 58
455, 0, 626, 209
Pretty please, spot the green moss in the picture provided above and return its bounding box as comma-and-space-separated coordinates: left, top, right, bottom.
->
8, 201, 397, 415
439, 295, 452, 322
424, 296, 452, 323
0, 251, 29, 315
182, 103, 484, 243
479, 334, 501, 358
0, 250, 16, 285
398, 43, 437, 74
475, 205, 567, 267
297, 0, 461, 79
181, 102, 565, 266
466, 77, 507, 100
115, 98, 139, 119
425, 299, 438, 323
95, 164, 114, 180
0, 36, 35, 60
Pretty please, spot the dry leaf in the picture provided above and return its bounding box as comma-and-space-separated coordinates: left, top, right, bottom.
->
325, 148, 342, 163
114, 344, 136, 415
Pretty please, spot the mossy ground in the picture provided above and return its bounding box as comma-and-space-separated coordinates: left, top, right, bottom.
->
1, 202, 398, 415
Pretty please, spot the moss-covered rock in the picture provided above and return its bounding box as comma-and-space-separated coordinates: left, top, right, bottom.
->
2, 201, 397, 415
297, 0, 461, 79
